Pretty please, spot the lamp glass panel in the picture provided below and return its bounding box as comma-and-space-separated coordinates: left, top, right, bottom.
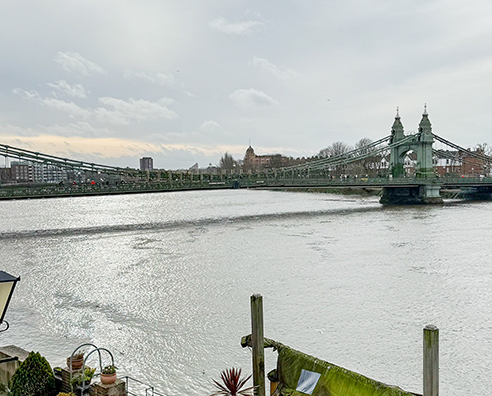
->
0, 282, 14, 320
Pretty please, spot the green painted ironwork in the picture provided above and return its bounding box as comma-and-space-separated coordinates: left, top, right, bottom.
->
3, 107, 492, 201
2, 175, 492, 200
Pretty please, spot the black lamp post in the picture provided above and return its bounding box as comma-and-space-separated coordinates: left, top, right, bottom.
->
0, 271, 20, 333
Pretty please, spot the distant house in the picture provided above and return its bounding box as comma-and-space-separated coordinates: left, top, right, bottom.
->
403, 152, 418, 176
433, 150, 463, 176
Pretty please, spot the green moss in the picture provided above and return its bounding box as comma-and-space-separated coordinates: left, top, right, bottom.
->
275, 343, 416, 396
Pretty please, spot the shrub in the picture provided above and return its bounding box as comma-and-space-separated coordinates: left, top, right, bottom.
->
10, 351, 56, 396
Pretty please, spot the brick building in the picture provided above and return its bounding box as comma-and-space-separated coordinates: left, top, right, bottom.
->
243, 146, 304, 171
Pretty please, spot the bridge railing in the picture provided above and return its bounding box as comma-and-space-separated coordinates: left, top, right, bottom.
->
2, 175, 492, 199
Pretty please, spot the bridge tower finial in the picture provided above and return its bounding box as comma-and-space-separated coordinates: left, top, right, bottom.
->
396, 106, 400, 119
423, 103, 428, 116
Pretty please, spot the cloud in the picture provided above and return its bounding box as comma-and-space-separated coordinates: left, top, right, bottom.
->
13, 88, 90, 118
44, 122, 114, 138
0, 122, 113, 139
41, 98, 91, 118
155, 73, 175, 86
209, 17, 263, 36
54, 52, 106, 75
95, 97, 179, 125
229, 88, 278, 109
0, 133, 246, 160
47, 80, 87, 98
251, 57, 300, 79
12, 88, 39, 101
123, 70, 175, 86
13, 88, 177, 125
199, 120, 223, 133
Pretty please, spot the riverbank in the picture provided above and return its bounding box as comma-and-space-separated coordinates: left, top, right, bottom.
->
271, 186, 471, 200
270, 187, 381, 196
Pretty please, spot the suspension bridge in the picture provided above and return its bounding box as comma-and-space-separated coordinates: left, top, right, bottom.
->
1, 108, 492, 204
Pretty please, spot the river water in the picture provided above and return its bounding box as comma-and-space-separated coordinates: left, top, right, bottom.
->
0, 189, 491, 395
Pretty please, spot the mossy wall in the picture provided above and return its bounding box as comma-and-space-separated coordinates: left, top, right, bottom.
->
274, 345, 420, 396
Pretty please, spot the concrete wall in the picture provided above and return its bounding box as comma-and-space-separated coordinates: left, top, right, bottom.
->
0, 345, 30, 386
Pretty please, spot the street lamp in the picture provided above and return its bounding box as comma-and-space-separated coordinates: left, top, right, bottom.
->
0, 271, 20, 333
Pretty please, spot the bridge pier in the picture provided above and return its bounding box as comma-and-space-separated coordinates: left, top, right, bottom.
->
380, 184, 443, 205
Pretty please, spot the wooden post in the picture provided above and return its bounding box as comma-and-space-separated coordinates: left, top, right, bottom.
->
423, 324, 439, 396
251, 294, 265, 396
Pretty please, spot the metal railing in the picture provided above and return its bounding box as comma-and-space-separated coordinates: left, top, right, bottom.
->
2, 175, 492, 200
123, 375, 166, 396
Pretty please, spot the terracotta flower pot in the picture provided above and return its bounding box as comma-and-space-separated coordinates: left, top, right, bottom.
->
101, 373, 117, 384
67, 357, 84, 370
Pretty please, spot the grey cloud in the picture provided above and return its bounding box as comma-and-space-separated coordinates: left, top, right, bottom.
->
47, 80, 88, 98
13, 88, 90, 118
44, 122, 114, 138
252, 57, 300, 79
41, 97, 91, 118
209, 17, 264, 35
229, 88, 278, 109
12, 88, 40, 100
123, 70, 175, 86
96, 97, 179, 125
199, 121, 224, 133
94, 107, 130, 126
54, 52, 106, 76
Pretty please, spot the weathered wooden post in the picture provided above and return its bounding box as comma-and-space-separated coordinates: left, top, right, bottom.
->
423, 324, 439, 396
251, 294, 265, 396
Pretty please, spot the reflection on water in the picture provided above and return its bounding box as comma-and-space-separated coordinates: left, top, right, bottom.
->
1, 190, 491, 395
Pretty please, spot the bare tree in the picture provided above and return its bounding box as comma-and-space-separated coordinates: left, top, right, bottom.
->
219, 152, 238, 172
476, 143, 492, 156
354, 137, 385, 176
475, 143, 492, 175
319, 141, 352, 158
354, 137, 373, 152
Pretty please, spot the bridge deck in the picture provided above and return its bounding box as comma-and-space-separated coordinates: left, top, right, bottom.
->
1, 176, 492, 200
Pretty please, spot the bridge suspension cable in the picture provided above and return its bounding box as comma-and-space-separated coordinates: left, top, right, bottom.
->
0, 144, 138, 175
280, 135, 392, 172
432, 134, 492, 163
280, 133, 423, 172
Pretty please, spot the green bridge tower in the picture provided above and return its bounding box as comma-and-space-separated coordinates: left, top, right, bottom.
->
381, 106, 443, 204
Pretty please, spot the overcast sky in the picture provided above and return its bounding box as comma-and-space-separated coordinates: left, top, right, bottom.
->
1, 1, 492, 169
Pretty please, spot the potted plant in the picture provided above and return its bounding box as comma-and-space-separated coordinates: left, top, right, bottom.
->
67, 350, 85, 371
211, 368, 256, 396
100, 364, 117, 385
70, 366, 95, 390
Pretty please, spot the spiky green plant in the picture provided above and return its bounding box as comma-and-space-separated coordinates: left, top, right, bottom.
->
211, 368, 256, 396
